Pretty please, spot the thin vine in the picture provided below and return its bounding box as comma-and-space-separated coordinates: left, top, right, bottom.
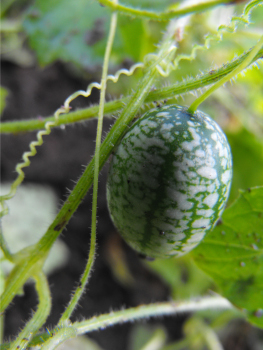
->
58, 3, 119, 326
10, 271, 51, 350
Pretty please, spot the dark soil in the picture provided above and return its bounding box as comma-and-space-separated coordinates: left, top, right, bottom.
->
1, 60, 262, 350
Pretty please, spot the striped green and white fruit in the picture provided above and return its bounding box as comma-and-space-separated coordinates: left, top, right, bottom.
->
106, 105, 232, 259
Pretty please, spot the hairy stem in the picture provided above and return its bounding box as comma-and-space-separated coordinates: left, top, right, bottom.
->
0, 223, 13, 261
188, 36, 263, 113
75, 296, 233, 334
10, 271, 51, 350
0, 247, 47, 313
59, 6, 118, 325
23, 296, 233, 348
40, 327, 77, 350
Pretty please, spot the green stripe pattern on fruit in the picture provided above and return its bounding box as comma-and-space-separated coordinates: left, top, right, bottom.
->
106, 105, 232, 259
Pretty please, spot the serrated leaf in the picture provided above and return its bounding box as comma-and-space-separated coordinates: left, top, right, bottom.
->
192, 187, 263, 328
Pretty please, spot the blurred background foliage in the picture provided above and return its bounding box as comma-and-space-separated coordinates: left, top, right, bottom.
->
1, 0, 263, 348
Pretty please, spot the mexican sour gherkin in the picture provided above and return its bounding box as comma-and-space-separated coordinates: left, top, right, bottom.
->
106, 105, 232, 259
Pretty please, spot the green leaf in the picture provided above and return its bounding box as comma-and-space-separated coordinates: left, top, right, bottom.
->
23, 0, 112, 67
192, 187, 263, 328
22, 0, 166, 68
118, 17, 149, 63
227, 129, 263, 203
146, 256, 213, 300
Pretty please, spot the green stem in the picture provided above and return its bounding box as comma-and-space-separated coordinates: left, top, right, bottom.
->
10, 271, 51, 350
23, 296, 233, 348
188, 35, 263, 113
75, 296, 232, 334
40, 327, 77, 350
99, 0, 231, 21
1, 47, 262, 135
0, 246, 47, 313
0, 223, 13, 261
59, 6, 118, 326
203, 326, 224, 350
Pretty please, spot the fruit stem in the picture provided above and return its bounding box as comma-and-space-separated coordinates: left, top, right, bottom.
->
188, 35, 263, 114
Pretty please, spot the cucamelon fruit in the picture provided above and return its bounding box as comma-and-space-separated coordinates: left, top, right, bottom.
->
106, 105, 232, 259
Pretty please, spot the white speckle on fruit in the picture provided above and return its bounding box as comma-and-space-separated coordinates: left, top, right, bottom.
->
188, 171, 197, 179
181, 141, 193, 152
173, 158, 194, 172
181, 126, 201, 152
187, 231, 206, 243
156, 111, 171, 117
189, 126, 201, 142
197, 209, 214, 217
197, 166, 217, 179
203, 118, 215, 130
162, 123, 174, 130
203, 193, 219, 208
140, 134, 168, 151
173, 233, 186, 241
165, 208, 185, 220
140, 119, 158, 129
132, 125, 141, 135
178, 219, 190, 230
192, 218, 210, 228
221, 170, 232, 184
207, 183, 216, 193
168, 190, 194, 210
181, 242, 199, 252
118, 144, 129, 159
211, 132, 218, 142
205, 156, 216, 168
195, 149, 205, 157
188, 185, 207, 196
221, 157, 228, 168
175, 169, 188, 182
